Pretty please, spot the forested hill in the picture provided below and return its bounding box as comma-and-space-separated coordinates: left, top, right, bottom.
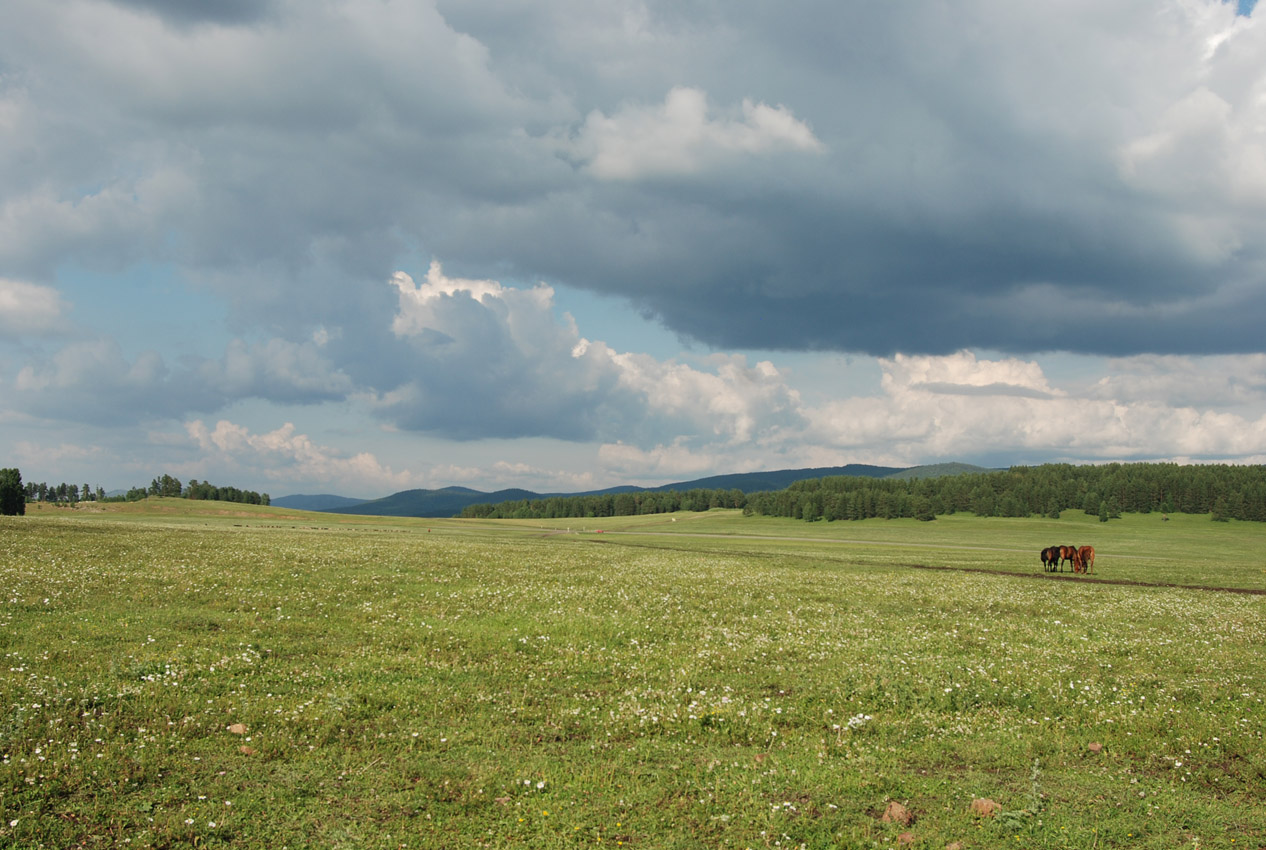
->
883, 462, 992, 480
744, 462, 1266, 523
272, 494, 369, 512
331, 487, 536, 518
637, 464, 906, 493
315, 463, 983, 518
461, 462, 1266, 523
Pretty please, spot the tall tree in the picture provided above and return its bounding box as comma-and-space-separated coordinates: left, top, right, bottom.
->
0, 468, 26, 516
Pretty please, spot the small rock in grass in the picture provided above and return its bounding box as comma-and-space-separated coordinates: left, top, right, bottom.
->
238, 745, 256, 755
946, 843, 964, 850
897, 831, 915, 845
969, 798, 1001, 818
881, 801, 914, 826
1088, 741, 1103, 753
227, 723, 247, 735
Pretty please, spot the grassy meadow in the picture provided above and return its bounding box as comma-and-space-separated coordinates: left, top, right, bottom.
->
1, 501, 1264, 848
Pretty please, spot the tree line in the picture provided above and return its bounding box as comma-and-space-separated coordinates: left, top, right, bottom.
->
460, 488, 748, 519
121, 475, 271, 506
744, 462, 1266, 523
458, 462, 1266, 524
0, 468, 269, 514
19, 480, 106, 505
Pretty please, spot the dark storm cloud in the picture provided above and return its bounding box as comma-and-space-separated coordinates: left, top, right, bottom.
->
421, 0, 1266, 358
445, 175, 1250, 357
105, 0, 277, 27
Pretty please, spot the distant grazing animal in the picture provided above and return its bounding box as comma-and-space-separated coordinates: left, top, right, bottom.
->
1040, 546, 1060, 572
1077, 545, 1095, 574
1059, 545, 1078, 572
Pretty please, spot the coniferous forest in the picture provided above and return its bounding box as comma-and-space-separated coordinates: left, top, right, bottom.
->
461, 463, 1266, 523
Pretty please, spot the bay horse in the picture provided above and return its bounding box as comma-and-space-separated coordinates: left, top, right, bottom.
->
1059, 545, 1078, 573
1040, 546, 1060, 572
1077, 545, 1095, 574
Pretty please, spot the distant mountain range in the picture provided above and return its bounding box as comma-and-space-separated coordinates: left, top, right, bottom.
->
273, 462, 995, 518
271, 493, 370, 512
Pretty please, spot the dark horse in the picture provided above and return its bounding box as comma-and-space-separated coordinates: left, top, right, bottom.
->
1040, 546, 1060, 572
1059, 545, 1078, 572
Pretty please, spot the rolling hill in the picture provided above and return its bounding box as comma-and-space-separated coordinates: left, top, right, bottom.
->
271, 493, 371, 511
297, 463, 995, 518
331, 487, 539, 518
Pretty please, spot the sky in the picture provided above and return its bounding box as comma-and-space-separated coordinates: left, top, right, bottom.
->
3, 0, 1266, 499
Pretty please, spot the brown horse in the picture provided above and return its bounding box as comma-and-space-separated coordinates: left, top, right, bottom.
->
1077, 545, 1095, 574
1059, 545, 1078, 573
1040, 546, 1060, 572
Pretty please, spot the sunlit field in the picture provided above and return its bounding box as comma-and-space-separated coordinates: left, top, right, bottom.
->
2, 502, 1263, 848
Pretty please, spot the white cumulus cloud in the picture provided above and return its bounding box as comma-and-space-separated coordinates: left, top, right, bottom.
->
805, 350, 1266, 465
185, 419, 417, 493
0, 278, 70, 336
565, 86, 825, 179
881, 351, 1060, 399
380, 261, 808, 445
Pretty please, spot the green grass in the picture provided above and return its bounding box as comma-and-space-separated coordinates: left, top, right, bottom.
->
475, 508, 1266, 591
1, 502, 1264, 848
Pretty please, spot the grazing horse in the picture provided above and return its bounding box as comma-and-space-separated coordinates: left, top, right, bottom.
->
1040, 546, 1060, 572
1059, 545, 1078, 573
1077, 545, 1095, 574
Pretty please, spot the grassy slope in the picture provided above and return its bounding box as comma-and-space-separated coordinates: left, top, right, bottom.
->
1, 502, 1263, 848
